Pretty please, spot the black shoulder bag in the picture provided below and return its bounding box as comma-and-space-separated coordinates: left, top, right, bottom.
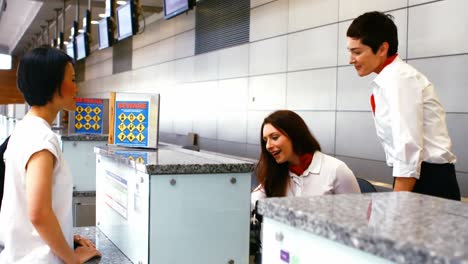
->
250, 201, 263, 264
0, 136, 10, 210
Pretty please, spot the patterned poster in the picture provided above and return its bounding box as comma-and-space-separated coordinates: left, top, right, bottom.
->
114, 101, 149, 147
74, 98, 104, 134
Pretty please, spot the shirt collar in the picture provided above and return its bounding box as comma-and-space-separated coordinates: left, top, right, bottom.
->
373, 55, 401, 87
289, 151, 322, 177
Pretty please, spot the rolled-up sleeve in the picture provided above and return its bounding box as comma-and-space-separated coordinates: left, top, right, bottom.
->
389, 75, 424, 178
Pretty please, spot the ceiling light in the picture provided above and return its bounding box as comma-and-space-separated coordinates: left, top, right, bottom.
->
91, 20, 99, 25
0, 54, 12, 70
116, 1, 127, 5
98, 13, 106, 18
78, 29, 85, 33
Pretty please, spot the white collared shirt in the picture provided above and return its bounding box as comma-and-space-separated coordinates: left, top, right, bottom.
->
371, 56, 456, 179
251, 151, 361, 209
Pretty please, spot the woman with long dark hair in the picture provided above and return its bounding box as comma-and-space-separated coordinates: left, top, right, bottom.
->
251, 110, 360, 207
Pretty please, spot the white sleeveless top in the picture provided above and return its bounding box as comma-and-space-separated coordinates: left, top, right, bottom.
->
0, 115, 73, 264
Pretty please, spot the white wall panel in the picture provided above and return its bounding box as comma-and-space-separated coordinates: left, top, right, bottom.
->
132, 42, 158, 69
218, 78, 249, 111
217, 111, 248, 143
447, 114, 468, 173
132, 21, 160, 50
338, 0, 407, 21
191, 81, 219, 139
154, 37, 176, 64
335, 112, 385, 161
249, 36, 287, 75
408, 0, 468, 58
247, 110, 271, 145
288, 24, 337, 71
338, 156, 393, 184
250, 0, 288, 41
172, 84, 194, 135
218, 44, 249, 79
85, 59, 112, 80
158, 16, 176, 40
251, 0, 276, 8
174, 9, 196, 33
410, 55, 468, 113
287, 68, 336, 110
298, 111, 336, 154
174, 57, 195, 83
248, 73, 286, 110
408, 0, 434, 5
288, 0, 338, 32
336, 66, 375, 111
175, 30, 195, 59
194, 51, 219, 82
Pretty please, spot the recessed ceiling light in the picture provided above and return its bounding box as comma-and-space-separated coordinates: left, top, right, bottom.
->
117, 1, 127, 5
91, 20, 99, 24
98, 13, 107, 18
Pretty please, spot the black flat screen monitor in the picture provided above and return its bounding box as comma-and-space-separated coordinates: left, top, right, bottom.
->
163, 0, 194, 20
117, 1, 137, 41
66, 41, 75, 60
76, 33, 89, 60
98, 17, 113, 49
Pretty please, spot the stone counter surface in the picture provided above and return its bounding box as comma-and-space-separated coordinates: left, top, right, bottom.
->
59, 134, 109, 141
94, 144, 255, 175
74, 227, 132, 264
258, 192, 468, 264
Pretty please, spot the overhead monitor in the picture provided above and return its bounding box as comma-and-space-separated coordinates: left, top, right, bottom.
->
98, 17, 114, 49
163, 0, 195, 20
116, 0, 138, 41
65, 41, 75, 60
76, 33, 89, 61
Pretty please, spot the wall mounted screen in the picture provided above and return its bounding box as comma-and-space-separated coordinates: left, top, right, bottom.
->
66, 41, 75, 59
117, 1, 134, 40
98, 17, 112, 49
163, 0, 189, 20
76, 33, 87, 60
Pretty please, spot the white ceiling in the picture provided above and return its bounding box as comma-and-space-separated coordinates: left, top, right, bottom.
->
0, 0, 163, 56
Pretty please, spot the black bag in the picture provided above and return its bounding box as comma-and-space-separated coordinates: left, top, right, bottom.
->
250, 201, 263, 264
0, 136, 10, 210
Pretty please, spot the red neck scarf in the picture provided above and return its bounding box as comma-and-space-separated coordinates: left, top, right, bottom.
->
371, 54, 398, 114
289, 153, 313, 176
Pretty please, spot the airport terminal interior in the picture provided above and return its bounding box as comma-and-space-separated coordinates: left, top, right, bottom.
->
0, 0, 467, 263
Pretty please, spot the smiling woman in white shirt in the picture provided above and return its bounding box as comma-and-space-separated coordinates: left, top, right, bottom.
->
346, 11, 460, 200
251, 110, 360, 209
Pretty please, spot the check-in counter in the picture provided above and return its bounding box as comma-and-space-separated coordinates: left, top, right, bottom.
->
258, 192, 468, 264
94, 144, 254, 264
56, 133, 108, 227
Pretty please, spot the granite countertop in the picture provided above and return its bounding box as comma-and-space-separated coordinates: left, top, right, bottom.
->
59, 134, 109, 141
73, 191, 96, 197
74, 227, 132, 264
94, 144, 255, 175
258, 192, 468, 264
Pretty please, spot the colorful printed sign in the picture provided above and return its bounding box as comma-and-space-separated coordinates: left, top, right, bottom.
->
114, 101, 149, 147
74, 98, 104, 134
114, 151, 148, 164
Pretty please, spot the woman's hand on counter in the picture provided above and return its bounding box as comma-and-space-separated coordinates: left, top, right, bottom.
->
74, 245, 101, 263
74, 235, 96, 248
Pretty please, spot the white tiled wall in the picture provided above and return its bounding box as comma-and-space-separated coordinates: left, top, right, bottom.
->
79, 0, 468, 195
